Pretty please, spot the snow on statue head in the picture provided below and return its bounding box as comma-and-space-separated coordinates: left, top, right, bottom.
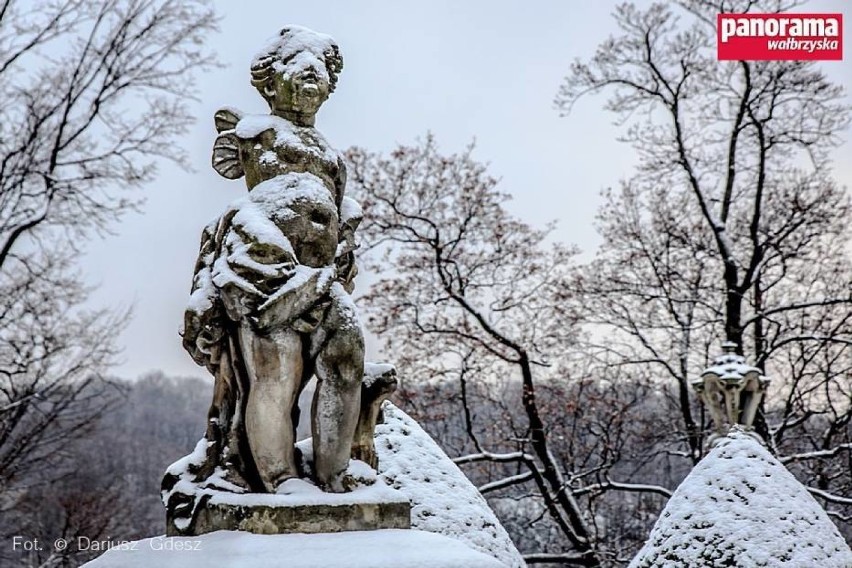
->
250, 26, 343, 118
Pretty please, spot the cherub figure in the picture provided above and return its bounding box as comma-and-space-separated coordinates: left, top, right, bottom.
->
180, 26, 365, 494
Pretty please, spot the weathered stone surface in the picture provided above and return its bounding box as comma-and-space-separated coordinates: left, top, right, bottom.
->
169, 496, 410, 537
352, 363, 398, 468
187, 24, 363, 494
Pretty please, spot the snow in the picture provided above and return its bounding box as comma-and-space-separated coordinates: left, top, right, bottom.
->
698, 341, 768, 387
185, 220, 220, 316
701, 349, 764, 383
161, 438, 252, 532
365, 362, 395, 377
258, 265, 334, 312
165, 438, 209, 477
234, 114, 338, 164
205, 465, 407, 508
247, 173, 337, 217
340, 195, 363, 224
375, 403, 525, 568
629, 429, 852, 568
151, 404, 525, 568
235, 114, 298, 145
211, 246, 264, 298
218, 105, 244, 118
202, 172, 340, 316
329, 281, 359, 327
363, 362, 396, 388
235, 174, 334, 227
253, 25, 338, 84
82, 529, 506, 568
259, 150, 278, 165
186, 264, 215, 314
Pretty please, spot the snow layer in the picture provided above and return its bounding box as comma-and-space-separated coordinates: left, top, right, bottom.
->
253, 25, 337, 86
244, 173, 337, 222
207, 470, 407, 508
702, 349, 764, 382
375, 403, 524, 568
630, 430, 852, 567
340, 195, 363, 224
203, 172, 337, 320
82, 529, 505, 568
235, 114, 339, 165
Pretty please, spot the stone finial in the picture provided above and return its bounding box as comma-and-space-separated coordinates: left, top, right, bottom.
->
691, 342, 769, 435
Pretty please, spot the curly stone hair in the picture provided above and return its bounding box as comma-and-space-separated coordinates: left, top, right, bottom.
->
250, 27, 344, 104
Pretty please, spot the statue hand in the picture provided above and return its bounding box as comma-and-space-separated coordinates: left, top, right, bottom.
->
251, 265, 336, 331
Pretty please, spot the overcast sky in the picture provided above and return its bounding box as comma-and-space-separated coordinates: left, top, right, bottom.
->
79, 0, 852, 380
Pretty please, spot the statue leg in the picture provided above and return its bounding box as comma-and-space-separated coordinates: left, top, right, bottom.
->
310, 285, 364, 491
239, 325, 303, 492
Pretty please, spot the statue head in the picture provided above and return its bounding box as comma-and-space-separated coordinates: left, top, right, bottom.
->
250, 26, 343, 124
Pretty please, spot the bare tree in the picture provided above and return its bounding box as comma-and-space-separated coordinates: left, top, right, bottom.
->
0, 0, 217, 508
346, 137, 675, 566
0, 249, 123, 490
0, 372, 213, 567
556, 0, 852, 530
0, 0, 218, 258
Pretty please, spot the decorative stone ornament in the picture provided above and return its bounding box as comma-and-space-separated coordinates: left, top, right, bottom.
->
691, 342, 769, 435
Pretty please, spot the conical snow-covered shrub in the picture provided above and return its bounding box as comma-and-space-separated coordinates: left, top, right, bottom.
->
375, 403, 524, 568
630, 430, 852, 568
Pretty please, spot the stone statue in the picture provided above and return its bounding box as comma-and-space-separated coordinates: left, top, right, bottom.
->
163, 28, 403, 535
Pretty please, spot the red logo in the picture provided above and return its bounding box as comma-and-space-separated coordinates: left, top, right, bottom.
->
717, 13, 843, 60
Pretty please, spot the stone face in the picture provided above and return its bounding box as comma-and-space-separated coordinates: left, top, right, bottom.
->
164, 24, 407, 536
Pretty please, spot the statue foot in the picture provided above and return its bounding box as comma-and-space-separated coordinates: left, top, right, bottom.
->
321, 471, 359, 493
320, 460, 378, 493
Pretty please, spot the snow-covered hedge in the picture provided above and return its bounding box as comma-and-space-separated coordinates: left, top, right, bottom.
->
375, 403, 524, 568
630, 430, 852, 567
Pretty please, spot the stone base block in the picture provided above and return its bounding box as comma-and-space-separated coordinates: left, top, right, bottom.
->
184, 497, 410, 536
166, 479, 410, 536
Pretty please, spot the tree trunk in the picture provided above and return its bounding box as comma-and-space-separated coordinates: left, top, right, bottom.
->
519, 353, 600, 566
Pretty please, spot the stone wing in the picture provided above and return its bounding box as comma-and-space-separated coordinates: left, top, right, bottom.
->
212, 107, 245, 180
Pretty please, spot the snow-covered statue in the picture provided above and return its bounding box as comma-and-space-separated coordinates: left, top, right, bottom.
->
162, 26, 401, 536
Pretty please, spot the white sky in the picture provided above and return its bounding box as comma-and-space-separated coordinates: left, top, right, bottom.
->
79, 0, 852, 380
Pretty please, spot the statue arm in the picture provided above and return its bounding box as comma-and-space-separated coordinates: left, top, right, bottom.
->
251, 265, 336, 331
334, 155, 361, 292
182, 220, 227, 372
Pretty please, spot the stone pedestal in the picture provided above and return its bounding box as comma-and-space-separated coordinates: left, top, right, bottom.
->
166, 478, 410, 537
